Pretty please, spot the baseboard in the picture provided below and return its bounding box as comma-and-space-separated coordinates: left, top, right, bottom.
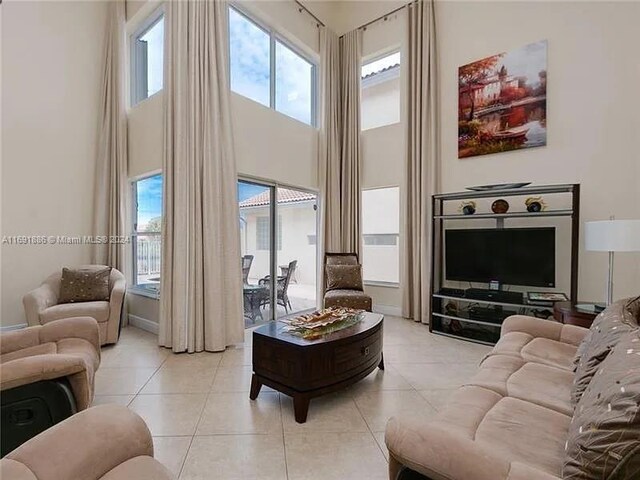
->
373, 304, 403, 317
0, 323, 28, 332
127, 314, 159, 335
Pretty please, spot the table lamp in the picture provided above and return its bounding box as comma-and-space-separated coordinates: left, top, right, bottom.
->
585, 219, 640, 310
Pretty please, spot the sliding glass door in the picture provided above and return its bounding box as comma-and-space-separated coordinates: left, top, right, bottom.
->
238, 179, 317, 327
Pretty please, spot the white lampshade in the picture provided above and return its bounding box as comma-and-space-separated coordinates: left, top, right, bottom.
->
585, 220, 640, 252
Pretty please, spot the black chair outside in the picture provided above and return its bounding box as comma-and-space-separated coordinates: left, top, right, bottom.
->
242, 255, 254, 284
259, 260, 298, 314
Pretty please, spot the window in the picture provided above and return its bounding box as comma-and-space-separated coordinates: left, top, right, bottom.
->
361, 51, 401, 131
131, 11, 164, 106
132, 174, 163, 295
229, 7, 270, 107
256, 216, 282, 250
275, 40, 314, 124
362, 187, 400, 284
229, 6, 316, 126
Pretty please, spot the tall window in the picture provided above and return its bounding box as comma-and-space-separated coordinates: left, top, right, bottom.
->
362, 187, 400, 284
229, 6, 316, 126
361, 51, 401, 131
131, 10, 164, 106
132, 174, 163, 295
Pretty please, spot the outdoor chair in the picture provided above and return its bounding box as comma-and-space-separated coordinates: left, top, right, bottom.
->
242, 255, 254, 284
259, 260, 297, 314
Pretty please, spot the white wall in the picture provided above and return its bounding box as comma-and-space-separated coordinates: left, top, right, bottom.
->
1, 1, 108, 327
438, 1, 640, 303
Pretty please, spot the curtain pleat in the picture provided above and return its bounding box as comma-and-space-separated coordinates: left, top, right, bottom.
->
92, 0, 127, 272
339, 30, 363, 257
401, 0, 439, 323
160, 0, 244, 352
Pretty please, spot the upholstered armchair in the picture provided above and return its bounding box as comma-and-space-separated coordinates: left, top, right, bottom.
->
0, 317, 101, 456
323, 253, 372, 311
23, 265, 126, 345
0, 405, 173, 480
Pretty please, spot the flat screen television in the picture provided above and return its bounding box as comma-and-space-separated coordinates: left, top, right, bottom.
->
445, 227, 556, 287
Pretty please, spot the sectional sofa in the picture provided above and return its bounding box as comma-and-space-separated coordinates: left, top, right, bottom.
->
386, 297, 640, 480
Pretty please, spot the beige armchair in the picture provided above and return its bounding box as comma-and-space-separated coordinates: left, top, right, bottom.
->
23, 265, 126, 345
1, 317, 101, 455
0, 405, 172, 480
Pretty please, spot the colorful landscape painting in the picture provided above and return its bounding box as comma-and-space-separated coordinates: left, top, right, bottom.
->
458, 40, 547, 158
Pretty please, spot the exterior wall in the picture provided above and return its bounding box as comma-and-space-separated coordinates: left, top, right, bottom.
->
240, 202, 318, 287
361, 74, 401, 131
1, 1, 108, 327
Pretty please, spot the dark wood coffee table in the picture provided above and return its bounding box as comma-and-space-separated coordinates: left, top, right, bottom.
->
250, 312, 384, 423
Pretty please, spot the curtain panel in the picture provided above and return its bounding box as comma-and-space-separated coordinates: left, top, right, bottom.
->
160, 0, 244, 352
401, 0, 440, 323
92, 0, 128, 272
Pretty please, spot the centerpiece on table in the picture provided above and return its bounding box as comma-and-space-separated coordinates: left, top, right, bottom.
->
282, 307, 364, 340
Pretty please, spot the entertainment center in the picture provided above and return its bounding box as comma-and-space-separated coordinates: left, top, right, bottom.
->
430, 184, 580, 344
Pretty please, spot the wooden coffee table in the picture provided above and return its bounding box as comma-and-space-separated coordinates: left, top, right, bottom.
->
250, 312, 384, 423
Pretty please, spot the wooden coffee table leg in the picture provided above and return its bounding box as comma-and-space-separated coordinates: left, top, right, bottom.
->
378, 352, 385, 370
249, 374, 262, 400
293, 395, 310, 423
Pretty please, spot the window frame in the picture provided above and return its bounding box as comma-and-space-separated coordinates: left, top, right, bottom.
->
361, 185, 401, 288
130, 6, 165, 107
130, 172, 163, 299
228, 4, 318, 127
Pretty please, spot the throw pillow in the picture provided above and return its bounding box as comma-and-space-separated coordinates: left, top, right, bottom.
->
59, 267, 111, 303
563, 329, 640, 480
325, 265, 363, 292
571, 297, 640, 406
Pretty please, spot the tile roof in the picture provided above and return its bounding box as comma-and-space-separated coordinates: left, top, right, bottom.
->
361, 63, 400, 80
239, 188, 316, 208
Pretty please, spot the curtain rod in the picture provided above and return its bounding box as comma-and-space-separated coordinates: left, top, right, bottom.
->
340, 1, 415, 38
294, 0, 326, 28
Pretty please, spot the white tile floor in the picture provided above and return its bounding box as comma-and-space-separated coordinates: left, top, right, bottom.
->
94, 316, 491, 479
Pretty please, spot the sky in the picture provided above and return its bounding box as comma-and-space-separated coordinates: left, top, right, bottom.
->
137, 174, 163, 230
238, 181, 268, 202
229, 8, 312, 125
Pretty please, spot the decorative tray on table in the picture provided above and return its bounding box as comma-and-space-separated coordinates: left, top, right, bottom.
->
281, 307, 364, 340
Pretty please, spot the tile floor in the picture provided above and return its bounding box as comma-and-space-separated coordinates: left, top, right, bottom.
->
94, 316, 491, 479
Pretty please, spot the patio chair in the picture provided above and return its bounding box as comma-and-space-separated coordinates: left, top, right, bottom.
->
259, 260, 297, 313
242, 255, 254, 284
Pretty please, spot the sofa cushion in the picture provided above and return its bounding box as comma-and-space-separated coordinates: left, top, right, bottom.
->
484, 332, 577, 372
470, 355, 574, 416
40, 301, 110, 324
563, 329, 640, 480
325, 254, 358, 266
571, 297, 639, 406
476, 396, 570, 476
521, 337, 576, 371
59, 266, 111, 303
325, 265, 363, 291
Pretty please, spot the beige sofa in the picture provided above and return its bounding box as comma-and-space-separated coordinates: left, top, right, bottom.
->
23, 265, 126, 345
385, 299, 640, 480
0, 405, 172, 480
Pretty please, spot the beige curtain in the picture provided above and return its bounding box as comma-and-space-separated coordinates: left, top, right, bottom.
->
401, 0, 439, 324
159, 0, 244, 353
318, 26, 342, 255
338, 30, 363, 257
318, 27, 362, 302
92, 0, 127, 271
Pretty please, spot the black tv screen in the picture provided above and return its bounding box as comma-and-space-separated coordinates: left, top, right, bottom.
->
445, 228, 555, 287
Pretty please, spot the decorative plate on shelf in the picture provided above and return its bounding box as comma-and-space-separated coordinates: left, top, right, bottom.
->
466, 182, 531, 191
